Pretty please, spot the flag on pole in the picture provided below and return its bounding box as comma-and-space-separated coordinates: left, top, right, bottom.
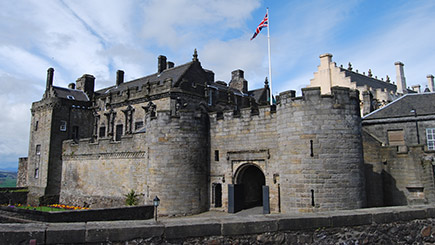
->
250, 13, 268, 40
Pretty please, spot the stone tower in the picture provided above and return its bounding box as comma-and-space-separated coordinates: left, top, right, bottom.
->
276, 87, 366, 212
26, 68, 94, 205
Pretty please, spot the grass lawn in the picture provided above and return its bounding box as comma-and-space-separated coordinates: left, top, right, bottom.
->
15, 205, 64, 212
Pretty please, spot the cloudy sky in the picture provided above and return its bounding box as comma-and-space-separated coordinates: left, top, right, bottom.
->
1, 0, 435, 171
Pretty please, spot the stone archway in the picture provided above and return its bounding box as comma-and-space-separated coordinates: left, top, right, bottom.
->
235, 164, 265, 209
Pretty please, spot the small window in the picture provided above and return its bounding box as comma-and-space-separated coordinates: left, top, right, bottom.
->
135, 121, 144, 131
67, 95, 75, 100
34, 168, 39, 179
427, 128, 435, 150
60, 120, 67, 131
208, 90, 213, 106
388, 130, 404, 146
34, 121, 38, 131
72, 126, 79, 141
214, 150, 219, 161
99, 126, 106, 138
115, 124, 123, 141
35, 145, 41, 155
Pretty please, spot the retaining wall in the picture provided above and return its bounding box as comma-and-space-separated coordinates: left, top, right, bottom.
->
0, 205, 153, 223
1, 206, 435, 244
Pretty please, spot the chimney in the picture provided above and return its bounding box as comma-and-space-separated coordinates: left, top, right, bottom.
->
167, 61, 174, 69
76, 74, 95, 100
116, 70, 124, 86
395, 61, 407, 94
46, 67, 54, 91
229, 69, 248, 93
412, 85, 421, 93
427, 74, 434, 92
158, 55, 167, 73
68, 83, 75, 89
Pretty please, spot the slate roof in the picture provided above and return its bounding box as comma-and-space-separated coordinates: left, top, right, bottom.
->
53, 86, 89, 101
249, 87, 268, 104
339, 68, 397, 91
96, 62, 194, 95
363, 92, 435, 120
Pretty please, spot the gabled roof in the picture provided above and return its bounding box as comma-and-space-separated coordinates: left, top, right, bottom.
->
339, 68, 397, 91
96, 62, 194, 95
363, 92, 435, 120
53, 86, 89, 101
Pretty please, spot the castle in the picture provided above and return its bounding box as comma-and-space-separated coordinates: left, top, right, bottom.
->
17, 51, 435, 216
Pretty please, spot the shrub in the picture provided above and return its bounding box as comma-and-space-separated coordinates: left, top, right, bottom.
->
125, 189, 139, 206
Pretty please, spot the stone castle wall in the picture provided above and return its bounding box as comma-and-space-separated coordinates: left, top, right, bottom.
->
209, 105, 278, 212
209, 86, 366, 214
277, 86, 366, 212
60, 106, 209, 216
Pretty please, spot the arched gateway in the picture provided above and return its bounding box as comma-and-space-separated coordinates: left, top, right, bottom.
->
228, 163, 266, 212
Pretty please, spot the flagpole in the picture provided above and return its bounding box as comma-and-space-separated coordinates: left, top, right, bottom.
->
266, 8, 273, 105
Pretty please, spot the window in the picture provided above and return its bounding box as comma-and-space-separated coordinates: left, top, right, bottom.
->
427, 128, 435, 150
208, 90, 213, 106
35, 144, 41, 155
135, 121, 144, 131
34, 168, 39, 179
115, 124, 123, 141
60, 120, 67, 131
214, 150, 219, 161
72, 126, 79, 141
387, 130, 404, 146
67, 95, 75, 100
99, 126, 106, 138
34, 121, 38, 131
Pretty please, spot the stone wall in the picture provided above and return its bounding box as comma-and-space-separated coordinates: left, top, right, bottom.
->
17, 157, 28, 187
60, 105, 209, 216
1, 205, 435, 244
277, 87, 365, 213
209, 86, 366, 214
363, 117, 435, 206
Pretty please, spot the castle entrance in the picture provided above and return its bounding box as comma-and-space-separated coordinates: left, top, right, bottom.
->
234, 164, 265, 209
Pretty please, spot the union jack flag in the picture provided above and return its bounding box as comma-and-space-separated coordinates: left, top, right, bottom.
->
250, 13, 268, 40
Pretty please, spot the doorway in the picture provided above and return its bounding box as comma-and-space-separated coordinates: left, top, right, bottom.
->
235, 164, 265, 209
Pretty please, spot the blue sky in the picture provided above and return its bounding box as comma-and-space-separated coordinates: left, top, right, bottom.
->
1, 0, 435, 171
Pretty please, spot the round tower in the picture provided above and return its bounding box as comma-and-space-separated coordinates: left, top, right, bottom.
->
145, 106, 209, 216
277, 86, 366, 213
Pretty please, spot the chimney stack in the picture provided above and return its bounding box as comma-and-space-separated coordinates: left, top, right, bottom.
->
167, 61, 174, 69
395, 61, 407, 94
412, 85, 421, 93
76, 74, 95, 100
158, 55, 167, 73
116, 70, 124, 86
427, 74, 434, 92
229, 69, 248, 93
46, 67, 54, 91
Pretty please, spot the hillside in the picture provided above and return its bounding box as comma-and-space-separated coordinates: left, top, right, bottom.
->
0, 171, 17, 187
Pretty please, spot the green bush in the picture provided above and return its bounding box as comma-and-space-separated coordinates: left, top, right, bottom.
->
125, 189, 139, 206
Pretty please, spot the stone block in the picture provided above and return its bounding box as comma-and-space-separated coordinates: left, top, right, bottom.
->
331, 212, 372, 227
0, 223, 46, 245
164, 222, 221, 239
45, 223, 86, 244
222, 219, 278, 236
425, 207, 435, 218
395, 208, 427, 221
278, 215, 331, 231
86, 221, 164, 243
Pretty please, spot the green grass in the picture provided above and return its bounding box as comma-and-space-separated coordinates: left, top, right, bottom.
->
0, 171, 17, 188
16, 205, 64, 212
0, 178, 17, 188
